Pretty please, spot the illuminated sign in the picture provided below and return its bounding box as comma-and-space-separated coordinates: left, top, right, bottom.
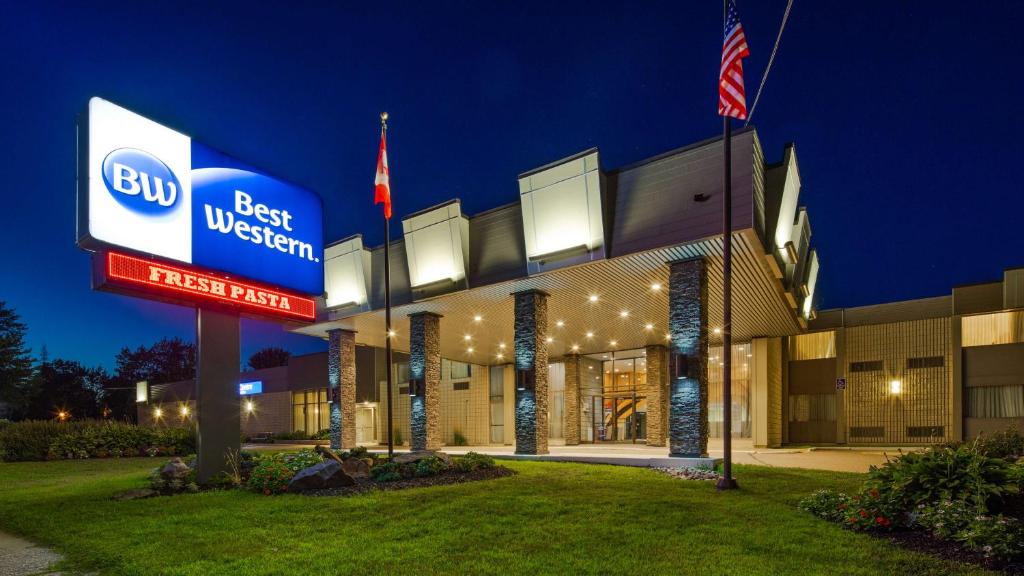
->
105, 252, 315, 321
136, 381, 148, 403
239, 381, 263, 396
78, 97, 324, 296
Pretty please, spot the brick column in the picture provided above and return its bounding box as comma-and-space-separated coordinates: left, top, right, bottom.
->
668, 259, 709, 457
514, 289, 549, 455
563, 353, 581, 445
327, 329, 357, 450
409, 312, 442, 451
645, 344, 669, 447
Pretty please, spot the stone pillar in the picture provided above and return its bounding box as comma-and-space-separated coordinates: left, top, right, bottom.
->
645, 344, 669, 447
409, 312, 442, 451
514, 289, 549, 455
668, 259, 709, 458
327, 329, 357, 450
564, 353, 581, 445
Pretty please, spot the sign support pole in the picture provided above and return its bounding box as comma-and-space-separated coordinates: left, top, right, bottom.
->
195, 306, 240, 484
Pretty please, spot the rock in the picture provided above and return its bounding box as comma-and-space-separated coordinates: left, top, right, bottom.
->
160, 457, 191, 481
392, 450, 451, 466
287, 460, 354, 493
342, 458, 370, 479
112, 488, 158, 501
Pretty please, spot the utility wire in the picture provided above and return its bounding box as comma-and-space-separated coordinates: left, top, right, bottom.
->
745, 0, 794, 126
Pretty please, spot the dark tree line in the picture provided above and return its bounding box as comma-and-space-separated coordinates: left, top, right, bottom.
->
0, 300, 292, 422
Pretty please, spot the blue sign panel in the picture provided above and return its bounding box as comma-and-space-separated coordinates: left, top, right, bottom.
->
79, 98, 324, 297
239, 381, 263, 396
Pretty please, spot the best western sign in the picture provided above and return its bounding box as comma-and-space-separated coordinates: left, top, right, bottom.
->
77, 98, 324, 321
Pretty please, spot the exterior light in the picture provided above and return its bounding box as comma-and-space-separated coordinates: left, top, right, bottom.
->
556, 320, 565, 327
245, 401, 255, 413
651, 282, 662, 291
571, 344, 580, 352
499, 343, 506, 349
154, 407, 163, 419
387, 330, 396, 337
890, 380, 902, 394
496, 353, 504, 360
620, 310, 629, 318
713, 327, 722, 335
645, 323, 654, 331
545, 336, 553, 343
665, 333, 671, 341
589, 294, 598, 302
180, 405, 189, 417
467, 347, 474, 353
586, 331, 594, 338
473, 315, 482, 322
464, 335, 471, 341
57, 411, 68, 422
610, 340, 618, 347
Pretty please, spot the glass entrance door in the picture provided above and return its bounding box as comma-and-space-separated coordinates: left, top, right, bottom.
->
593, 394, 647, 443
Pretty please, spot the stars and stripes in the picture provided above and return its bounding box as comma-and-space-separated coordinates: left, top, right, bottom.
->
719, 0, 750, 120
374, 129, 392, 220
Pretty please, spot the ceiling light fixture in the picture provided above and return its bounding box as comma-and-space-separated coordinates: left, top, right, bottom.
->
645, 323, 654, 331
620, 310, 629, 318
589, 294, 598, 302
473, 315, 482, 322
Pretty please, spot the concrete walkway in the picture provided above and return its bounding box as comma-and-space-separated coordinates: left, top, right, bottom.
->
251, 439, 916, 473
0, 531, 63, 576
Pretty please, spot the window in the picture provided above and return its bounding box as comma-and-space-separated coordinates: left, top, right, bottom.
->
291, 388, 329, 435
489, 366, 504, 443
907, 356, 944, 369
850, 360, 883, 373
450, 361, 471, 380
967, 385, 1024, 418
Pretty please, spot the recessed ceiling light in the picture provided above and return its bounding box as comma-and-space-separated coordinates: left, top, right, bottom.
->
546, 336, 553, 343
586, 331, 594, 338
571, 344, 580, 352
589, 294, 598, 302
556, 320, 565, 327
497, 353, 504, 359
651, 282, 662, 291
464, 335, 471, 341
619, 310, 629, 318
645, 323, 654, 331
473, 315, 482, 322
499, 343, 506, 349
387, 330, 396, 337
467, 347, 474, 353
610, 340, 618, 346
713, 327, 722, 335
665, 333, 671, 340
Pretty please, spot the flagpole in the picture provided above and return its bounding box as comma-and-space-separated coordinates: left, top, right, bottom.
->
381, 111, 394, 458
717, 0, 738, 491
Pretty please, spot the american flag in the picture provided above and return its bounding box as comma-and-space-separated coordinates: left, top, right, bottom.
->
719, 0, 750, 120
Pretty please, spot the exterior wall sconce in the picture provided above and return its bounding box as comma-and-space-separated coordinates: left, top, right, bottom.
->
516, 368, 535, 391
890, 380, 902, 395
409, 377, 424, 397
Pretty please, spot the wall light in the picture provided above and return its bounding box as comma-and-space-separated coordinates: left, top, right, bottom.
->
890, 380, 902, 395
245, 401, 255, 413
180, 405, 189, 417
154, 407, 163, 419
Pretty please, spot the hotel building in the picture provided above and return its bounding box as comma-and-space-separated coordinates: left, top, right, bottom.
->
140, 128, 1024, 453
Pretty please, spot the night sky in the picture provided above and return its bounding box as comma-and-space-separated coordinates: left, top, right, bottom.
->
2, 1, 1022, 369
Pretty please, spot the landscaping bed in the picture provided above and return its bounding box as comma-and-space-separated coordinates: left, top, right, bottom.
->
304, 464, 515, 496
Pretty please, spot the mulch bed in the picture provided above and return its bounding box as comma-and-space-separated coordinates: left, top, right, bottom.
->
869, 530, 1024, 575
303, 465, 516, 497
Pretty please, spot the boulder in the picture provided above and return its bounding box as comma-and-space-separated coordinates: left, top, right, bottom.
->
287, 460, 354, 493
392, 450, 452, 466
160, 457, 192, 482
341, 458, 370, 479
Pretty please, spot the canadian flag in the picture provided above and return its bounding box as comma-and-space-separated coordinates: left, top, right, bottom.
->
374, 130, 392, 220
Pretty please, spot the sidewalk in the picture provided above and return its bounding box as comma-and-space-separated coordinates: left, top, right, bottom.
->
250, 438, 915, 473
0, 531, 62, 576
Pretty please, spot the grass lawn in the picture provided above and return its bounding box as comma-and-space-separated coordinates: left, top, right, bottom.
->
0, 458, 996, 575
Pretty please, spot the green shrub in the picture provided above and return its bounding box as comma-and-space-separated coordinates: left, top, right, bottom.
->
348, 446, 369, 460
974, 429, 1024, 460
456, 451, 495, 472
451, 430, 468, 446
0, 420, 195, 461
867, 445, 1010, 510
272, 430, 309, 441
798, 489, 853, 523
957, 514, 1024, 560
312, 428, 331, 440
371, 461, 403, 482
414, 456, 448, 477
915, 499, 978, 540
393, 427, 404, 446
842, 488, 900, 530
248, 460, 295, 495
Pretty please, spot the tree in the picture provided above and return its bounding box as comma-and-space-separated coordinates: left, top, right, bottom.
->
0, 301, 34, 419
25, 359, 107, 420
108, 337, 197, 421
247, 347, 291, 370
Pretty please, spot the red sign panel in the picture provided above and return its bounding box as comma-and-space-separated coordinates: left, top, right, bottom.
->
106, 252, 316, 321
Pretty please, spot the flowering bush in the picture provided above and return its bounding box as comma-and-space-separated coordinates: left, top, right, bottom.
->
798, 489, 853, 523
842, 488, 899, 531
915, 500, 977, 539
958, 514, 1024, 560
281, 449, 323, 473
247, 460, 295, 495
